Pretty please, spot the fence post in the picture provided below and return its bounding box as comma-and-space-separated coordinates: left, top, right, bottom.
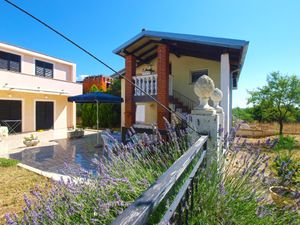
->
188, 75, 223, 162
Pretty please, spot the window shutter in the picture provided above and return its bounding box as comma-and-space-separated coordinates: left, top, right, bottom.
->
35, 60, 53, 78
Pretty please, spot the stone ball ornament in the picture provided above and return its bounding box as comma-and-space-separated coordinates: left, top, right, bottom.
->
193, 75, 215, 112
211, 88, 223, 113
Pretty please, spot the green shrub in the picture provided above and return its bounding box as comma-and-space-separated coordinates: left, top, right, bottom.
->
80, 80, 121, 129
272, 152, 300, 186
274, 135, 297, 151
191, 148, 299, 224
0, 158, 19, 167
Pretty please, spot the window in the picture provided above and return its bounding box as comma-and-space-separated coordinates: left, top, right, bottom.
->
106, 81, 111, 90
35, 60, 53, 78
0, 51, 21, 72
191, 69, 208, 83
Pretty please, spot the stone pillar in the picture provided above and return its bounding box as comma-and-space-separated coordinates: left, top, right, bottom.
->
124, 55, 136, 128
157, 44, 170, 130
189, 75, 221, 161
220, 53, 230, 135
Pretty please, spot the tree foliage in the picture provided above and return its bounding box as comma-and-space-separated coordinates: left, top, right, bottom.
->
80, 79, 121, 129
247, 72, 300, 134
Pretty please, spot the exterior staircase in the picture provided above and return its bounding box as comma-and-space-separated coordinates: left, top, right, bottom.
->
170, 90, 197, 122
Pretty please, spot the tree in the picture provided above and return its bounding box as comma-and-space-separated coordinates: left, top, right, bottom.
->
248, 72, 300, 135
80, 79, 121, 129
232, 107, 255, 123
81, 85, 99, 128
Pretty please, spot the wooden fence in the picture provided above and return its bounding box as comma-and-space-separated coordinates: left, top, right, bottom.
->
237, 122, 300, 138
111, 135, 208, 225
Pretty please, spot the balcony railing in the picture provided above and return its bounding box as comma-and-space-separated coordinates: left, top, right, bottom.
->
133, 74, 173, 96
0, 69, 82, 96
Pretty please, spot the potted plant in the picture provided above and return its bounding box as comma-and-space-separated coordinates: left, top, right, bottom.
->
23, 134, 39, 147
269, 186, 299, 207
142, 64, 155, 75
270, 151, 300, 206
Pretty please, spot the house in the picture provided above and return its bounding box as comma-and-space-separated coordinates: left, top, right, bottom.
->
113, 30, 249, 136
82, 75, 113, 93
0, 42, 82, 133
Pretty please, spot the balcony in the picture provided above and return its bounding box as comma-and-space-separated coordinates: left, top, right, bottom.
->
132, 74, 173, 101
0, 69, 82, 96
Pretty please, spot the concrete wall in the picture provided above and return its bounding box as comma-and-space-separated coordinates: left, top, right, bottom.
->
0, 90, 75, 132
0, 42, 76, 82
0, 69, 82, 96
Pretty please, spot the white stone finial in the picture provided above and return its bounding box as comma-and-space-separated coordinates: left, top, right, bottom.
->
193, 75, 215, 114
211, 88, 223, 113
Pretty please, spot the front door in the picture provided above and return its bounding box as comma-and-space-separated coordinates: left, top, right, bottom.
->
36, 101, 54, 131
0, 100, 22, 133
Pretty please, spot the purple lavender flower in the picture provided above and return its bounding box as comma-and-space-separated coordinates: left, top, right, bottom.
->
24, 194, 32, 208
5, 214, 16, 225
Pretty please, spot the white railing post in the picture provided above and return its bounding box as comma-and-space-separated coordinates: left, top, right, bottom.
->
135, 77, 139, 96
188, 75, 221, 162
146, 76, 150, 95
149, 76, 153, 95
133, 77, 137, 96
154, 74, 157, 95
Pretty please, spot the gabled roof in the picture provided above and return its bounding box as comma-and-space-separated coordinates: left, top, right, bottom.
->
114, 30, 248, 53
113, 30, 249, 77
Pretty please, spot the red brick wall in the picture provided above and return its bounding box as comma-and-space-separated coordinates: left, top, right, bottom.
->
124, 55, 136, 128
157, 44, 170, 130
83, 76, 113, 93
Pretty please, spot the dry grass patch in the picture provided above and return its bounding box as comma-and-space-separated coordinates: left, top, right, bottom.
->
0, 165, 49, 224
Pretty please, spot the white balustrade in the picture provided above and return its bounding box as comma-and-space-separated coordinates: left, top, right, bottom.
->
133, 74, 157, 96
133, 74, 174, 96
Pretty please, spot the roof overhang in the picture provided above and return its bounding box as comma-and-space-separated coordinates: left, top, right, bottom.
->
113, 30, 249, 77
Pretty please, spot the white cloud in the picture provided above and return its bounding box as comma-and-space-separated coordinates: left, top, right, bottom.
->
77, 74, 89, 81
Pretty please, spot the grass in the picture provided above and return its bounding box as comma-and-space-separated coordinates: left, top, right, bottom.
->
0, 159, 49, 225
0, 158, 19, 168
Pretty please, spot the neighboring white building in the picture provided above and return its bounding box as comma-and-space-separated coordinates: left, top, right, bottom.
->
0, 42, 82, 133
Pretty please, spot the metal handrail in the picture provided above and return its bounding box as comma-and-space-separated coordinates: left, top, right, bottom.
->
173, 90, 197, 112
111, 135, 208, 225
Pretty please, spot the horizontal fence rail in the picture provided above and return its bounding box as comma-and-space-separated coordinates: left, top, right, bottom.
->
159, 150, 207, 224
111, 135, 208, 225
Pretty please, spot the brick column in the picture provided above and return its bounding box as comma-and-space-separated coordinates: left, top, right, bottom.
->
157, 44, 170, 130
124, 55, 136, 128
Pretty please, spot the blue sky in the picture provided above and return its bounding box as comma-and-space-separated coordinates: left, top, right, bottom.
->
1, 0, 299, 108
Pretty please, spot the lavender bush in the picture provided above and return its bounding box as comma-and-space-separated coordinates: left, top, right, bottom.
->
191, 126, 300, 224
5, 120, 193, 225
